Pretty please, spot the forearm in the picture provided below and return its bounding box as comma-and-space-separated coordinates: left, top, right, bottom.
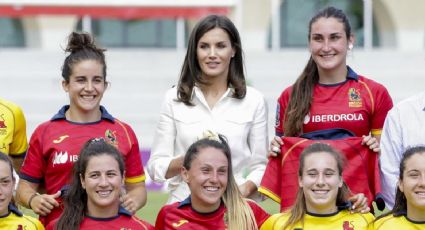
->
126, 182, 147, 210
16, 180, 38, 208
165, 156, 184, 179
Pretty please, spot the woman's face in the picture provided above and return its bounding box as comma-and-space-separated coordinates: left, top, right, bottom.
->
0, 160, 14, 216
62, 60, 106, 117
197, 28, 236, 81
182, 147, 228, 213
80, 154, 123, 217
399, 152, 425, 220
299, 151, 343, 214
309, 17, 352, 75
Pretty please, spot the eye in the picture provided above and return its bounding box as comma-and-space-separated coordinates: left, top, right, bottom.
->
89, 173, 99, 179
0, 179, 11, 186
330, 34, 341, 41
199, 43, 208, 49
311, 35, 323, 42
218, 168, 228, 175
217, 43, 227, 48
107, 171, 118, 177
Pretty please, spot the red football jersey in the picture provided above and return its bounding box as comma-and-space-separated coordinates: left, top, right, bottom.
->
46, 209, 154, 230
155, 197, 270, 229
259, 137, 382, 211
275, 67, 393, 137
20, 106, 145, 225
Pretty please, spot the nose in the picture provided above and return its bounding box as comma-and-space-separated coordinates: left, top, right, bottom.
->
316, 173, 325, 186
322, 39, 331, 52
84, 80, 94, 91
208, 47, 217, 58
209, 171, 219, 183
99, 175, 108, 186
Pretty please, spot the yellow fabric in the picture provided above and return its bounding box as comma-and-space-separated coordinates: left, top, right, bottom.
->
0, 98, 28, 155
260, 209, 374, 230
373, 215, 425, 230
0, 212, 45, 230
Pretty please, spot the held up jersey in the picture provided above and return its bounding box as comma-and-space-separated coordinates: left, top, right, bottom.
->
259, 137, 382, 211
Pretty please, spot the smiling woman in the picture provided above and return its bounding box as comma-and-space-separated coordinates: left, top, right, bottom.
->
155, 132, 270, 230
260, 143, 374, 230
16, 31, 147, 226
46, 138, 153, 230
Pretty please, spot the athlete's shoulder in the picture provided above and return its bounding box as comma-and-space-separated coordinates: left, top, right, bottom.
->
0, 98, 22, 111
356, 75, 388, 90
373, 214, 397, 229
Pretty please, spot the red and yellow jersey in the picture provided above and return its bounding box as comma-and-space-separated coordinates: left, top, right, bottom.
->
20, 105, 145, 225
0, 98, 28, 156
260, 209, 374, 230
259, 137, 382, 211
275, 67, 393, 137
155, 196, 270, 229
372, 214, 425, 230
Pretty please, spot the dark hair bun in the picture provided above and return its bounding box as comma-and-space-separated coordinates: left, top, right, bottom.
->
65, 32, 103, 53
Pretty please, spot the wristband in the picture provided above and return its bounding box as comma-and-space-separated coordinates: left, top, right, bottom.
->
28, 192, 40, 209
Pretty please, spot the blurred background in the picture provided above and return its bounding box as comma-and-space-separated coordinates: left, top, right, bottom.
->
1, 0, 425, 223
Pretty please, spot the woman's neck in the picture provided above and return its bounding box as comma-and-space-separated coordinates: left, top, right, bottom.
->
199, 77, 228, 109
407, 205, 425, 222
65, 107, 101, 123
318, 66, 348, 84
86, 203, 119, 219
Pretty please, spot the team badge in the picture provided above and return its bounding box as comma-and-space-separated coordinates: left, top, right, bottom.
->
105, 129, 118, 147
348, 88, 362, 108
342, 220, 355, 230
0, 114, 7, 135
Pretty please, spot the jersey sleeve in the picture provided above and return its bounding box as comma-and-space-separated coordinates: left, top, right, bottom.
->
370, 83, 393, 136
275, 87, 291, 136
247, 201, 271, 227
121, 123, 145, 184
258, 153, 282, 204
9, 104, 28, 156
20, 125, 47, 183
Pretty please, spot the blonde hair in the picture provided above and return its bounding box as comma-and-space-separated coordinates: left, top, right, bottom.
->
184, 132, 257, 230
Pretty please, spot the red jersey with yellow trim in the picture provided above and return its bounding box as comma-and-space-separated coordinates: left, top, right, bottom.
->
259, 137, 382, 211
20, 105, 145, 225
275, 67, 393, 137
155, 196, 270, 229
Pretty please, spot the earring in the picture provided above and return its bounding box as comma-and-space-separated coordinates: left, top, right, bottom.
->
348, 44, 353, 50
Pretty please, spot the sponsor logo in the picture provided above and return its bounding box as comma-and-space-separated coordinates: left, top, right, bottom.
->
304, 113, 311, 124
348, 88, 362, 108
52, 151, 78, 165
53, 135, 69, 144
105, 129, 118, 147
309, 113, 364, 123
172, 220, 189, 228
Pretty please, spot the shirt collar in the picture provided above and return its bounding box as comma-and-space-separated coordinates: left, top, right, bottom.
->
85, 206, 132, 221
346, 66, 358, 80
51, 105, 114, 122
178, 196, 223, 215
8, 204, 23, 217
192, 85, 234, 100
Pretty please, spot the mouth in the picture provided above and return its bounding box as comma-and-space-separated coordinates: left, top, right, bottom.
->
206, 62, 220, 68
96, 190, 112, 197
204, 186, 219, 192
81, 95, 96, 100
415, 191, 425, 197
312, 189, 329, 195
320, 54, 336, 58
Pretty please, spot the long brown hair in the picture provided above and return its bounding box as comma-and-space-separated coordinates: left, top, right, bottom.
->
55, 138, 125, 230
177, 14, 246, 106
183, 134, 257, 230
284, 6, 352, 136
282, 142, 351, 230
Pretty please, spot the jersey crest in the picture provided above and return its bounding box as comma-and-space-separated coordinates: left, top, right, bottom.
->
348, 88, 362, 108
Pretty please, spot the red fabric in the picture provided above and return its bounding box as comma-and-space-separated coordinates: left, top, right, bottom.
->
260, 137, 381, 211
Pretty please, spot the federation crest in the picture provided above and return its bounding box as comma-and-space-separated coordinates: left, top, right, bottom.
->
105, 129, 118, 147
0, 114, 7, 135
348, 88, 362, 108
